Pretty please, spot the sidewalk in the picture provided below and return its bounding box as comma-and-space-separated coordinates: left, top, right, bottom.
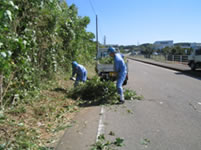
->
128, 56, 201, 80
128, 56, 190, 72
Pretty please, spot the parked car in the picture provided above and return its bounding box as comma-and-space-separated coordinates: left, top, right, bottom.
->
188, 47, 201, 70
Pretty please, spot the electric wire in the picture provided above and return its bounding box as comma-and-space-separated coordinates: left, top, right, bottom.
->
89, 0, 97, 15
88, 0, 104, 44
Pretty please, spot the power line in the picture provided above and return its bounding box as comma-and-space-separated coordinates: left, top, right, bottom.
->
88, 0, 104, 45
89, 0, 97, 15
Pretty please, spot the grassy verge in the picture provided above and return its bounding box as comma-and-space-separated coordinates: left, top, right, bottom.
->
0, 63, 98, 149
0, 70, 79, 149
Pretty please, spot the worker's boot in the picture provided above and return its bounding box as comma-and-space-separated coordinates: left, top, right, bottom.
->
120, 94, 125, 104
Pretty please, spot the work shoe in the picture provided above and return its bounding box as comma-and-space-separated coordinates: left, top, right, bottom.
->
116, 95, 125, 104
120, 95, 125, 101
119, 100, 125, 104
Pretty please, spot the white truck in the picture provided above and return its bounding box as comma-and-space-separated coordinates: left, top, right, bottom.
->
95, 48, 128, 85
188, 47, 201, 70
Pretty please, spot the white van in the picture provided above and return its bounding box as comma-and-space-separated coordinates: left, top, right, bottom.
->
188, 47, 201, 70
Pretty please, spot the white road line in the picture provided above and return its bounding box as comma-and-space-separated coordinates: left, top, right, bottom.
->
96, 105, 105, 142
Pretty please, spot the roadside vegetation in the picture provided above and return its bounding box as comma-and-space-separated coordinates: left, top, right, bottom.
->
0, 0, 96, 149
118, 44, 193, 56
91, 134, 124, 150
0, 0, 96, 109
0, 0, 140, 149
138, 44, 193, 56
0, 64, 97, 149
0, 73, 78, 149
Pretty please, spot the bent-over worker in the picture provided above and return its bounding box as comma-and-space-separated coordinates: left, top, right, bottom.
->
71, 61, 87, 87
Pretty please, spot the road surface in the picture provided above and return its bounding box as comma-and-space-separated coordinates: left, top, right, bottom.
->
56, 60, 201, 150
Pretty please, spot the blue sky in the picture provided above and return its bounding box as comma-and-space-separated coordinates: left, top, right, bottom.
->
66, 0, 201, 45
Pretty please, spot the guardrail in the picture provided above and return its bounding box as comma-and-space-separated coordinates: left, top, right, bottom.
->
132, 54, 189, 64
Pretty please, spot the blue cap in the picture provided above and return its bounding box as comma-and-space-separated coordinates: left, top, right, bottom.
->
72, 61, 78, 67
108, 47, 116, 54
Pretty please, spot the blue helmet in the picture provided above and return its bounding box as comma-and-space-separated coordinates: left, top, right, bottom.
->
72, 61, 78, 67
108, 47, 116, 54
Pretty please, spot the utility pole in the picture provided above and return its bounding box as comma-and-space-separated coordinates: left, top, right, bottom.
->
96, 15, 99, 55
104, 35, 106, 46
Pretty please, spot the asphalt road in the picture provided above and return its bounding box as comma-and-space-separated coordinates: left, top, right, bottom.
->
56, 60, 201, 150
104, 60, 201, 150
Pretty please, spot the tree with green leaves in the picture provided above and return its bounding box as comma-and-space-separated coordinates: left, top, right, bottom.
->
0, 0, 96, 108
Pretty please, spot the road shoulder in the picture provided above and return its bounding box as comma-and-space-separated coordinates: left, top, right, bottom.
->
56, 106, 101, 150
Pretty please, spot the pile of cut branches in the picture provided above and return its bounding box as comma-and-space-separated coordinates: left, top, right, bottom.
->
98, 56, 128, 64
99, 57, 114, 64
67, 76, 140, 106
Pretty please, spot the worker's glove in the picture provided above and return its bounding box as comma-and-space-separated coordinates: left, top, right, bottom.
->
70, 77, 76, 81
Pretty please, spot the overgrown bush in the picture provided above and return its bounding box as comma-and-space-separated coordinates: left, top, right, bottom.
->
0, 0, 96, 109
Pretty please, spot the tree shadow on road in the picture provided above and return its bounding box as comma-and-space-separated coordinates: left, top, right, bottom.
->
174, 70, 201, 81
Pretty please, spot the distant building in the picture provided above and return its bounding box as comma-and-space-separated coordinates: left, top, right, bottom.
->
153, 40, 174, 50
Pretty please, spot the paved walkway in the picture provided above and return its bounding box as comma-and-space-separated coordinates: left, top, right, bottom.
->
128, 57, 190, 72
127, 56, 201, 80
